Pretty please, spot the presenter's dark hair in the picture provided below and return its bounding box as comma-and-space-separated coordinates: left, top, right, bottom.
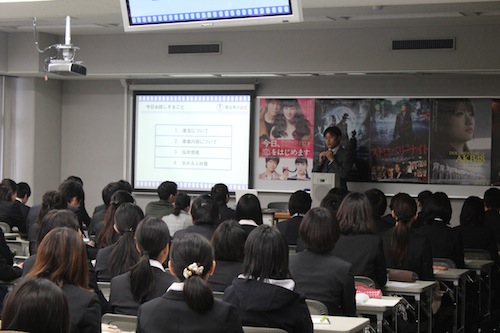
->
460, 196, 485, 226
323, 126, 342, 138
300, 207, 340, 253
422, 192, 452, 224
320, 188, 348, 216
337, 192, 375, 234
211, 220, 246, 262
243, 225, 289, 279
484, 187, 500, 210
97, 190, 135, 248
390, 193, 417, 266
235, 193, 263, 225
365, 188, 387, 217
191, 194, 219, 225
1, 277, 70, 333
169, 233, 214, 313
17, 182, 31, 199
211, 183, 229, 205
288, 190, 312, 215
173, 193, 191, 216
130, 216, 171, 303
157, 181, 178, 201
109, 203, 143, 277
36, 210, 80, 247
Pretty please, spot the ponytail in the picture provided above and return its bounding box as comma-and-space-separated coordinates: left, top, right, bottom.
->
183, 262, 214, 313
109, 230, 139, 277
389, 193, 417, 267
130, 252, 155, 303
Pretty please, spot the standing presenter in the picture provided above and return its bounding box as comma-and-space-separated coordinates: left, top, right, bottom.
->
313, 126, 353, 191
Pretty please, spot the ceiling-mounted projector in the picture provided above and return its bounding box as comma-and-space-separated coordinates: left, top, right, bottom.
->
34, 16, 87, 76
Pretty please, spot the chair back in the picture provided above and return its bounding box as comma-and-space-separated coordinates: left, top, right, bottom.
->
464, 248, 491, 260
213, 291, 224, 300
288, 245, 297, 255
355, 275, 376, 288
6, 240, 29, 256
97, 281, 111, 301
267, 202, 288, 211
305, 298, 328, 315
243, 327, 288, 333
433, 258, 456, 269
0, 222, 11, 233
102, 313, 137, 332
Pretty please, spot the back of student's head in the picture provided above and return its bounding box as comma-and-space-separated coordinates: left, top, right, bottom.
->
364, 188, 387, 217
109, 203, 144, 277
300, 207, 340, 254
36, 210, 80, 248
336, 192, 375, 234
157, 181, 177, 201
173, 192, 191, 216
17, 182, 31, 199
417, 190, 433, 209
235, 194, 263, 225
101, 181, 129, 206
0, 178, 17, 201
243, 225, 289, 280
130, 216, 171, 303
211, 183, 229, 205
1, 277, 70, 333
97, 190, 135, 248
484, 187, 500, 210
211, 220, 246, 262
320, 187, 349, 216
169, 233, 214, 313
29, 227, 89, 289
58, 179, 84, 205
460, 196, 485, 227
36, 190, 67, 231
191, 194, 219, 225
288, 190, 312, 215
422, 191, 452, 224
390, 193, 417, 266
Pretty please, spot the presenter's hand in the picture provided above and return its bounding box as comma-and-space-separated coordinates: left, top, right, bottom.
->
319, 150, 334, 164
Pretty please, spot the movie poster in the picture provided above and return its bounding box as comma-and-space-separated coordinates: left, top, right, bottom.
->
429, 98, 491, 185
491, 100, 500, 185
314, 99, 371, 181
370, 98, 430, 183
257, 98, 315, 181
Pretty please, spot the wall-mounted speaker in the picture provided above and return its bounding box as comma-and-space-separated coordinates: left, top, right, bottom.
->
311, 173, 340, 207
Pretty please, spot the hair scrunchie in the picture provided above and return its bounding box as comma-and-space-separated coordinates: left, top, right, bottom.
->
183, 262, 204, 279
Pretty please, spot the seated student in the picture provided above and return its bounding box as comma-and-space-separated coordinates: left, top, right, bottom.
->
0, 179, 26, 234
235, 193, 263, 237
380, 193, 434, 281
365, 188, 392, 233
415, 192, 465, 268
223, 225, 313, 333
173, 194, 219, 241
1, 277, 70, 333
457, 196, 499, 264
145, 181, 177, 218
208, 220, 246, 292
290, 207, 356, 316
162, 192, 192, 235
412, 190, 432, 229
28, 227, 101, 333
95, 203, 143, 282
331, 192, 387, 288
211, 183, 236, 223
277, 190, 312, 245
14, 181, 31, 227
110, 217, 175, 315
484, 187, 500, 248
96, 190, 135, 249
136, 233, 243, 333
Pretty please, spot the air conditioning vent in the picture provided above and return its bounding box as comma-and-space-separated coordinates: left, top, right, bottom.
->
392, 38, 455, 50
168, 43, 221, 54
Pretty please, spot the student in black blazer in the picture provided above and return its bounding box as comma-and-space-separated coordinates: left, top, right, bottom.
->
331, 192, 387, 288
137, 233, 243, 333
234, 193, 263, 238
277, 190, 312, 245
290, 207, 356, 315
173, 194, 219, 240
208, 220, 245, 292
110, 216, 175, 315
211, 183, 236, 223
380, 193, 434, 281
27, 227, 101, 333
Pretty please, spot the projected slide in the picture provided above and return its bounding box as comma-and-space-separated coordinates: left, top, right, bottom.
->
133, 94, 252, 192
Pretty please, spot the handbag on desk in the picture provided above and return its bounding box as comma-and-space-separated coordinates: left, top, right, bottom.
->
387, 269, 418, 282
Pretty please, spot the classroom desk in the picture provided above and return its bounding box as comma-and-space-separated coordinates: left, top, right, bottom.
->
356, 296, 402, 333
383, 280, 436, 333
434, 268, 469, 333
311, 315, 370, 333
464, 259, 495, 320
3, 232, 20, 240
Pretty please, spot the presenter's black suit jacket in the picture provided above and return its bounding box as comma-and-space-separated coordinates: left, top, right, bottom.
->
137, 291, 243, 333
331, 233, 387, 288
109, 268, 176, 315
313, 146, 353, 191
62, 283, 101, 333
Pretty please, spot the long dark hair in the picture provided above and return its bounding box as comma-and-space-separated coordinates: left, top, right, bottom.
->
271, 99, 311, 141
1, 277, 70, 333
390, 193, 417, 266
169, 233, 214, 313
235, 194, 263, 225
460, 196, 485, 226
130, 217, 171, 303
108, 203, 143, 277
336, 192, 375, 234
97, 190, 135, 248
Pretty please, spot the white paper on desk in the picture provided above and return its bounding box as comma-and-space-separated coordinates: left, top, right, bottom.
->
364, 298, 401, 307
464, 259, 472, 264
385, 281, 414, 288
311, 316, 330, 324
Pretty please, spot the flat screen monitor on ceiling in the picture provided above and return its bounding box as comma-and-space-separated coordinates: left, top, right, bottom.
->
120, 0, 303, 32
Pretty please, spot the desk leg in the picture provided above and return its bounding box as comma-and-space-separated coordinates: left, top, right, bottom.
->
376, 313, 382, 333
476, 269, 482, 316
486, 266, 492, 319
460, 277, 466, 333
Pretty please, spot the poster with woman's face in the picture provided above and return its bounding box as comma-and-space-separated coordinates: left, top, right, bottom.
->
429, 98, 491, 185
